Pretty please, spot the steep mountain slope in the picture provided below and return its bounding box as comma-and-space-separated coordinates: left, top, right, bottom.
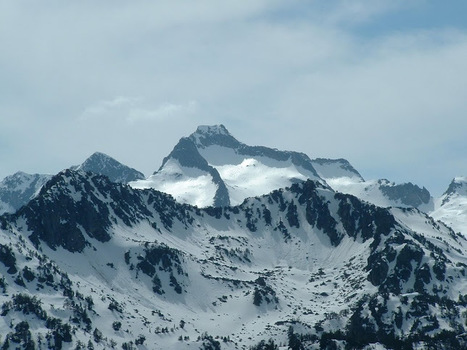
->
1, 170, 465, 349
131, 125, 324, 207
71, 151, 145, 184
431, 177, 467, 237
0, 172, 52, 214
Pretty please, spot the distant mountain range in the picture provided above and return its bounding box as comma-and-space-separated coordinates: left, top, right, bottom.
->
0, 125, 466, 349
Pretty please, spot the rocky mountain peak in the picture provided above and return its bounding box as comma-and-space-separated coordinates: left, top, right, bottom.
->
195, 124, 230, 136
189, 124, 241, 149
443, 176, 467, 197
73, 151, 145, 184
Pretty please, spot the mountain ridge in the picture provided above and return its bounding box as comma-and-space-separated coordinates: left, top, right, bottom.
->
133, 125, 329, 207
0, 152, 146, 215
1, 169, 466, 349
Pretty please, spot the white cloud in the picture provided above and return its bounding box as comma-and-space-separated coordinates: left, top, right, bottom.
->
127, 101, 197, 123
79, 97, 197, 124
80, 96, 142, 120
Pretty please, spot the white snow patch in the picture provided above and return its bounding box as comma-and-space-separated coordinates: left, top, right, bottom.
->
130, 159, 217, 207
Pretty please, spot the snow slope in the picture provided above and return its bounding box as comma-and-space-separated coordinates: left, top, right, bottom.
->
431, 177, 467, 237
1, 169, 466, 349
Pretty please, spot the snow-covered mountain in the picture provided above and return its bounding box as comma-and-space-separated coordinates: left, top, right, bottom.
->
71, 151, 145, 184
431, 177, 467, 236
0, 152, 145, 215
0, 172, 52, 214
131, 126, 435, 213
131, 125, 325, 207
326, 178, 434, 211
311, 158, 434, 211
1, 169, 466, 349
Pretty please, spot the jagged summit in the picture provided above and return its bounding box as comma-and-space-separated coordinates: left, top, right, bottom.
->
132, 124, 324, 207
189, 124, 241, 149
0, 171, 44, 190
443, 176, 467, 198
72, 151, 145, 184
195, 124, 231, 135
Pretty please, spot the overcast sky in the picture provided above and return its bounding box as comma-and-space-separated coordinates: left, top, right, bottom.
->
1, 1, 467, 196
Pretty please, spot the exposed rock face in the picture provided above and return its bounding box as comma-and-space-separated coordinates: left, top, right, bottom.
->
72, 151, 145, 184
378, 180, 431, 208
13, 170, 178, 252
443, 177, 467, 200
158, 137, 230, 207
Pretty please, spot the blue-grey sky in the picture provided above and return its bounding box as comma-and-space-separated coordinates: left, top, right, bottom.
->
1, 0, 467, 196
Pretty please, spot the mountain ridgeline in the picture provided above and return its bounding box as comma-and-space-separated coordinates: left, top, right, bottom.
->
0, 167, 466, 349
131, 124, 324, 208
